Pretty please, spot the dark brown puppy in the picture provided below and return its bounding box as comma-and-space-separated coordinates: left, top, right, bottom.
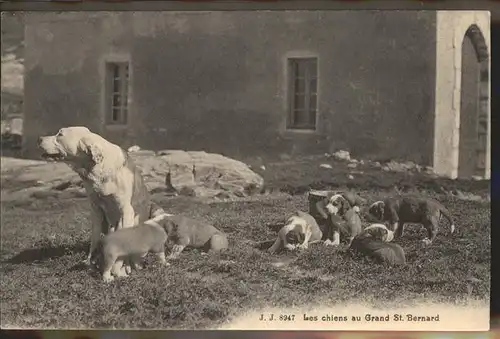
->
368, 195, 455, 245
350, 224, 405, 265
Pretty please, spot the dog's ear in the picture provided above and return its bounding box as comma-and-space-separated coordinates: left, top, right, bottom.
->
378, 202, 385, 220
79, 137, 104, 164
340, 198, 349, 215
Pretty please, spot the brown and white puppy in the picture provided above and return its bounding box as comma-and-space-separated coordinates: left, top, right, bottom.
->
309, 191, 363, 246
311, 191, 364, 219
144, 213, 229, 259
368, 195, 456, 245
268, 211, 323, 254
349, 223, 405, 265
38, 126, 164, 276
96, 221, 171, 282
323, 207, 363, 247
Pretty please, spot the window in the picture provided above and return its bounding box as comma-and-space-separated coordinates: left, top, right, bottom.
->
287, 58, 318, 130
105, 62, 129, 125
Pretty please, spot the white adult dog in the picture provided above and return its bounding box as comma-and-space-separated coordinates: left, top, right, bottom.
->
38, 126, 164, 277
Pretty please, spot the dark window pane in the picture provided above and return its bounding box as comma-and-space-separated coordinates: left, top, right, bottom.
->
112, 108, 120, 122
294, 110, 308, 126
295, 61, 307, 78
309, 94, 317, 111
294, 94, 305, 110
112, 94, 121, 107
295, 79, 306, 94
310, 79, 317, 94
112, 64, 120, 79
308, 60, 317, 78
113, 78, 121, 93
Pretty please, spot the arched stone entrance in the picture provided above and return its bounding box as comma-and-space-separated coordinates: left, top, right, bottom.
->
457, 25, 489, 179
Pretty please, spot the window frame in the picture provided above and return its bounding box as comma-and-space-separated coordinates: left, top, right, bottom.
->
286, 57, 319, 131
104, 60, 130, 126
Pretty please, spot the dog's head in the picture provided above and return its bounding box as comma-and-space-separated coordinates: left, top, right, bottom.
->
38, 126, 124, 172
144, 212, 176, 234
283, 215, 307, 244
325, 194, 351, 216
359, 223, 394, 243
368, 201, 385, 221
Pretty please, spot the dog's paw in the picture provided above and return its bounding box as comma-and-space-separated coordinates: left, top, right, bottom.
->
297, 243, 308, 250
114, 267, 129, 278
421, 238, 432, 246
103, 273, 115, 283
162, 261, 172, 267
284, 244, 296, 251
323, 240, 333, 246
125, 265, 132, 275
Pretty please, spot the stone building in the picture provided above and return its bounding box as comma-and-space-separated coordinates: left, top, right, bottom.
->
23, 10, 490, 179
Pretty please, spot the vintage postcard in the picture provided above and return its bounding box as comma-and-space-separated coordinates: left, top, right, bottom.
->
0, 8, 491, 332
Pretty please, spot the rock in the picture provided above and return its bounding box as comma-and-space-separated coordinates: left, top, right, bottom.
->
424, 166, 434, 174
359, 160, 365, 165
347, 163, 357, 169
279, 153, 292, 161
332, 150, 351, 161
319, 163, 333, 169
132, 150, 264, 199
373, 161, 381, 168
347, 174, 354, 180
259, 165, 266, 171
127, 145, 141, 153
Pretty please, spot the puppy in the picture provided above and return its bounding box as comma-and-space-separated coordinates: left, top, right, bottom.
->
145, 213, 228, 259
309, 191, 364, 246
96, 222, 170, 282
368, 195, 456, 245
323, 207, 363, 247
349, 223, 406, 265
38, 126, 164, 276
311, 191, 364, 218
268, 211, 323, 254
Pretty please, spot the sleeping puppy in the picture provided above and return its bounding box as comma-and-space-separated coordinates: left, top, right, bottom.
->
368, 195, 456, 245
323, 207, 363, 247
144, 213, 228, 259
268, 211, 323, 254
38, 126, 165, 276
96, 221, 170, 282
349, 223, 406, 265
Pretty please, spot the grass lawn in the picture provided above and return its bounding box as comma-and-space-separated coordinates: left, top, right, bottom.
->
0, 155, 491, 329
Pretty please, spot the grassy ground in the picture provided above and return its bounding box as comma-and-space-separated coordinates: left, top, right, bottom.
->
0, 155, 491, 329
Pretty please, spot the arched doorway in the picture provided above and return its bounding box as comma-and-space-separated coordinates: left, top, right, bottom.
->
458, 25, 489, 179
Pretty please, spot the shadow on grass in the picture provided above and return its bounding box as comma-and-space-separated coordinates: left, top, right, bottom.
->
3, 241, 88, 264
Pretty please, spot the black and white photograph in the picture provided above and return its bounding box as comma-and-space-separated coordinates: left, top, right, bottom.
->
0, 9, 491, 331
